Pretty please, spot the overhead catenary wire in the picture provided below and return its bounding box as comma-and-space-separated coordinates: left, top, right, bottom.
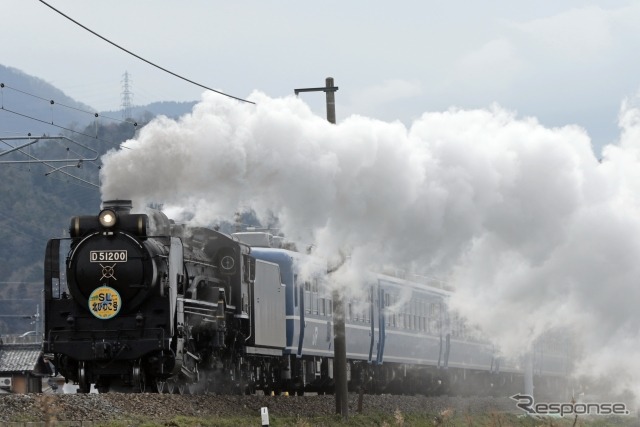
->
0, 84, 136, 149
8, 84, 96, 116
38, 0, 255, 105
0, 138, 100, 188
44, 170, 99, 189
0, 105, 128, 148
1, 83, 133, 124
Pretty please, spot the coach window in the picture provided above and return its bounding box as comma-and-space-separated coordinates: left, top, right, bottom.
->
385, 294, 398, 328
313, 279, 319, 315
458, 317, 466, 339
393, 295, 398, 327
383, 293, 389, 326
413, 300, 418, 331
423, 301, 428, 332
294, 274, 298, 307
451, 314, 459, 338
365, 292, 371, 323
304, 281, 311, 314
459, 321, 466, 340
429, 302, 440, 334
404, 303, 409, 330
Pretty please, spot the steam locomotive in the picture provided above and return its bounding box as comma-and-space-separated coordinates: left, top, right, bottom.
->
43, 201, 571, 395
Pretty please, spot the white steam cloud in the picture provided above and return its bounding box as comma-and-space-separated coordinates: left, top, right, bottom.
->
101, 91, 640, 399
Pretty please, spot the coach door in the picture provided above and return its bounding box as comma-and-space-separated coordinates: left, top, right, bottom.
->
368, 285, 376, 363
376, 285, 386, 364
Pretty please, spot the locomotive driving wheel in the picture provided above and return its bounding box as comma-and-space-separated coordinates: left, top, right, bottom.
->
132, 360, 146, 393
77, 361, 90, 393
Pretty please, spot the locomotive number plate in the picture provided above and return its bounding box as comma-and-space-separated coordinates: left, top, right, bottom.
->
90, 250, 128, 263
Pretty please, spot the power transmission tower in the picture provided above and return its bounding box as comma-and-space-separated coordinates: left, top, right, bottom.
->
121, 71, 134, 120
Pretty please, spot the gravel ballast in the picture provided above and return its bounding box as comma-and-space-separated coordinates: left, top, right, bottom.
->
0, 393, 516, 422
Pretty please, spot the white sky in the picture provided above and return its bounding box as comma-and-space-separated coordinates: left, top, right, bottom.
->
3, 0, 640, 153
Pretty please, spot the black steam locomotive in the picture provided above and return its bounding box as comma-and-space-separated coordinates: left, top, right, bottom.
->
44, 200, 259, 393
44, 201, 571, 396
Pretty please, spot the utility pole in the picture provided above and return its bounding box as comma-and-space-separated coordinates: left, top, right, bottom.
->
294, 77, 338, 125
294, 78, 348, 419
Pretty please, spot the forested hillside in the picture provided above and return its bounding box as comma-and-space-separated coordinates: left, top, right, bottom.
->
0, 120, 142, 334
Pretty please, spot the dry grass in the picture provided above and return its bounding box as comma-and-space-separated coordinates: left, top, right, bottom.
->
35, 394, 59, 427
433, 407, 454, 426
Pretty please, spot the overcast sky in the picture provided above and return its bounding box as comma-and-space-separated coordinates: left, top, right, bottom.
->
3, 1, 640, 154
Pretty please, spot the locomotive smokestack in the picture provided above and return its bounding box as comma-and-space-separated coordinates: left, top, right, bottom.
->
102, 199, 133, 214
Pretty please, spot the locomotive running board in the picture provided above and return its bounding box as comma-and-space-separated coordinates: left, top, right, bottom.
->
244, 346, 283, 356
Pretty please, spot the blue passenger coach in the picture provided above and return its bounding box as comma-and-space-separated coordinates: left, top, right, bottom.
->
241, 234, 571, 397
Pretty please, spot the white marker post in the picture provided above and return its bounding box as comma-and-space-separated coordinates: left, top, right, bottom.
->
261, 407, 269, 426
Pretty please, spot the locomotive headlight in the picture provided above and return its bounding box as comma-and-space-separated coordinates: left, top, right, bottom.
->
99, 209, 117, 228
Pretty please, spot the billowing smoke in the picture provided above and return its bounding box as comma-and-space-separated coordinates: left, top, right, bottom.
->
101, 91, 640, 399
